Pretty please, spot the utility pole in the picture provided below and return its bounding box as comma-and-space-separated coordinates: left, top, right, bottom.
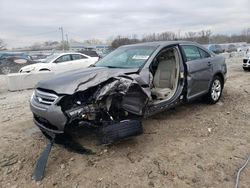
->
59, 27, 64, 51
178, 29, 181, 40
65, 34, 69, 50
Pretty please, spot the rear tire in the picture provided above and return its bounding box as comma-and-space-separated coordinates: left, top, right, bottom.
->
98, 120, 143, 145
243, 67, 249, 71
205, 76, 223, 104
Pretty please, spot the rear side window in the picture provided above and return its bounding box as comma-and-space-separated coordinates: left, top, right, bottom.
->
72, 54, 87, 60
182, 45, 201, 61
55, 55, 72, 63
198, 48, 211, 58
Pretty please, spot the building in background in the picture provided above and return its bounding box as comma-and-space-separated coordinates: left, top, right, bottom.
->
69, 42, 109, 55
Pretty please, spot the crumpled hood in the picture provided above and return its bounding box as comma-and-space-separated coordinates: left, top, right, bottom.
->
36, 67, 138, 95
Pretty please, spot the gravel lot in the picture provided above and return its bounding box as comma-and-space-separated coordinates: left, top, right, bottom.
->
0, 55, 250, 188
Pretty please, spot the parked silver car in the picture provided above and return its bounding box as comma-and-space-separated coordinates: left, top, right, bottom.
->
30, 41, 227, 142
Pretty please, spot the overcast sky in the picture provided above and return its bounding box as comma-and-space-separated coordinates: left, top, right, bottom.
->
0, 0, 249, 47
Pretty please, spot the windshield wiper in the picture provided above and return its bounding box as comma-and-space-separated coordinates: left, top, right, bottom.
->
106, 66, 133, 69
106, 66, 120, 68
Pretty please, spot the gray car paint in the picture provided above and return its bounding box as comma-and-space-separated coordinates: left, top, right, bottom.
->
36, 67, 138, 95
31, 41, 226, 133
180, 46, 226, 100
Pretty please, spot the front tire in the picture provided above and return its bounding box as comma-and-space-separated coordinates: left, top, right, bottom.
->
205, 76, 223, 104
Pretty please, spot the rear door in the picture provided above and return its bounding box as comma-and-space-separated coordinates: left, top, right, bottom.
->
71, 54, 93, 69
53, 54, 73, 72
181, 45, 213, 100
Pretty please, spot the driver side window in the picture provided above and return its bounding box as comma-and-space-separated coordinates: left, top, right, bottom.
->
182, 45, 201, 61
55, 55, 71, 63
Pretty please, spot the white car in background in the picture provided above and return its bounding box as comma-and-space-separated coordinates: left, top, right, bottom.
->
19, 52, 98, 73
243, 52, 250, 71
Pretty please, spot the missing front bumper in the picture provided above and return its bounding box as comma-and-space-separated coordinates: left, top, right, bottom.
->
33, 117, 64, 134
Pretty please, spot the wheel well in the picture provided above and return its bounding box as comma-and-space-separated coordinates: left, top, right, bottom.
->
39, 69, 50, 71
214, 73, 224, 87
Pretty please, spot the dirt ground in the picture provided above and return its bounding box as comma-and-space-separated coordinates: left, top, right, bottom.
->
0, 55, 250, 188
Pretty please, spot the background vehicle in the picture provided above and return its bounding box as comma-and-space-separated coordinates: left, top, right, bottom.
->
238, 45, 250, 53
221, 44, 238, 53
206, 44, 224, 54
0, 52, 32, 61
243, 53, 250, 71
227, 44, 237, 53
19, 52, 98, 73
30, 41, 227, 144
0, 52, 35, 74
30, 54, 50, 62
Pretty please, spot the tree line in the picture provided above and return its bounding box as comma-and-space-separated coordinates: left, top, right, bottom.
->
1, 28, 250, 50
111, 28, 250, 49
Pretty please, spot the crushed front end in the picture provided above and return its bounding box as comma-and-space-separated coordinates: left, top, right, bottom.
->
30, 75, 148, 136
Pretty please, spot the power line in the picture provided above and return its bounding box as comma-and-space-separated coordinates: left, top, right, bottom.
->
65, 34, 69, 45
15, 30, 58, 38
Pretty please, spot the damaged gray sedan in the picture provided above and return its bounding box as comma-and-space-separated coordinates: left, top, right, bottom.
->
31, 41, 227, 143
30, 41, 227, 180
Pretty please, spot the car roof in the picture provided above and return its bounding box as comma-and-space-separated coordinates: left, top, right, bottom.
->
54, 52, 87, 55
51, 52, 90, 57
121, 41, 201, 48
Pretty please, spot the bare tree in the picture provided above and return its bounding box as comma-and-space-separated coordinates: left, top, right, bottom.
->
141, 33, 157, 42
0, 39, 6, 50
111, 36, 139, 49
141, 31, 177, 42
158, 31, 177, 41
111, 28, 250, 48
198, 30, 212, 44
241, 28, 250, 43
185, 32, 197, 41
183, 30, 212, 44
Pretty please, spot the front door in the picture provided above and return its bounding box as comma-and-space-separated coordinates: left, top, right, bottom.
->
53, 54, 73, 73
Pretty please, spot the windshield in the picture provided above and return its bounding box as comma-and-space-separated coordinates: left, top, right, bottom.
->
95, 45, 157, 68
41, 54, 58, 63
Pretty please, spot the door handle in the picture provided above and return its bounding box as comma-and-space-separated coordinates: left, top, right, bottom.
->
207, 62, 211, 66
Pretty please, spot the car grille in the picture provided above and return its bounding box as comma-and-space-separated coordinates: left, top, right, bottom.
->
34, 89, 58, 105
243, 59, 249, 63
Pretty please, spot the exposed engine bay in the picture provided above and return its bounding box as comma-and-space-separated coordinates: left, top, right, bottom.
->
60, 76, 148, 126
